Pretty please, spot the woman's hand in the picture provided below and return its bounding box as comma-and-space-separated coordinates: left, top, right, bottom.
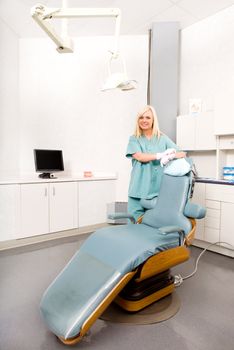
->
175, 151, 187, 159
160, 152, 176, 166
132, 150, 186, 163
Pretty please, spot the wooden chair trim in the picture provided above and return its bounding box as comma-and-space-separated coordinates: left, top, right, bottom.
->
185, 218, 196, 246
135, 245, 190, 282
115, 283, 174, 312
137, 215, 143, 224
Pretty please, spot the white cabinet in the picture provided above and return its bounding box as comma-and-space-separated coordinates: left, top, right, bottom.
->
20, 182, 78, 238
204, 200, 220, 243
191, 182, 205, 240
78, 180, 115, 227
0, 176, 116, 242
220, 202, 234, 247
50, 182, 78, 232
218, 135, 234, 150
176, 112, 216, 151
193, 182, 234, 256
0, 185, 20, 241
20, 183, 49, 237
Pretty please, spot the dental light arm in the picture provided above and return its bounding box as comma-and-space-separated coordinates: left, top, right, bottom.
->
31, 4, 137, 91
31, 4, 121, 54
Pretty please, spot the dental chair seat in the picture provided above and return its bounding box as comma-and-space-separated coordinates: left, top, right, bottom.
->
40, 170, 205, 345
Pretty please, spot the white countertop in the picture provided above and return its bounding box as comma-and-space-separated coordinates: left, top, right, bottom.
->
0, 173, 117, 185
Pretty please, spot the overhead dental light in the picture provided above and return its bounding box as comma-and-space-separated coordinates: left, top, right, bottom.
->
101, 54, 137, 91
31, 2, 137, 91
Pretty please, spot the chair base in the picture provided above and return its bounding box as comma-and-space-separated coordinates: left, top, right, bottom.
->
115, 270, 175, 312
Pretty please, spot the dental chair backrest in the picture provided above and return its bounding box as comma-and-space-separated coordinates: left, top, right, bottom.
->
142, 172, 192, 235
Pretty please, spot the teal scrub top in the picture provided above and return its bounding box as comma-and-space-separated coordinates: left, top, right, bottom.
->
126, 134, 178, 199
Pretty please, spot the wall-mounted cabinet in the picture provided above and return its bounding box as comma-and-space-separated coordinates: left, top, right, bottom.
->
176, 112, 216, 151
177, 113, 234, 180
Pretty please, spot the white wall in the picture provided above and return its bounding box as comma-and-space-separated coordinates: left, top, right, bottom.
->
179, 4, 234, 116
19, 35, 148, 200
0, 18, 19, 178
179, 5, 234, 169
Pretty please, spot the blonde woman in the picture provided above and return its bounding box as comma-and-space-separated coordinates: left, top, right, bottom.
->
126, 105, 186, 222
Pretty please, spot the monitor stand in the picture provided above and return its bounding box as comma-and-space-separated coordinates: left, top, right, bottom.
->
38, 173, 57, 179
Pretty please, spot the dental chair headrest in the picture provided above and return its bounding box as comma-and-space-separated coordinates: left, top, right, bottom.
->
164, 158, 192, 177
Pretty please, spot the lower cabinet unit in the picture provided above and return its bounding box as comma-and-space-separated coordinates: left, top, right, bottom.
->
0, 176, 117, 242
0, 184, 20, 241
20, 182, 78, 238
193, 181, 234, 257
49, 182, 78, 233
20, 183, 49, 238
220, 202, 234, 248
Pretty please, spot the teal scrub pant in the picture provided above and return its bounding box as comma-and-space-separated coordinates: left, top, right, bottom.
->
128, 197, 146, 223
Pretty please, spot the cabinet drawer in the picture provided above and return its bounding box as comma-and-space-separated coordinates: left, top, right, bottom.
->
206, 183, 234, 203
218, 135, 234, 149
204, 227, 220, 243
206, 208, 220, 219
205, 216, 220, 229
205, 200, 220, 210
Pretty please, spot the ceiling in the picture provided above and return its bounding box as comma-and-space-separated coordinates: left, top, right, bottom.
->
1, 0, 234, 37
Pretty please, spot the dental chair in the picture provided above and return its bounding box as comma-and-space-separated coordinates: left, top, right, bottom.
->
40, 160, 205, 345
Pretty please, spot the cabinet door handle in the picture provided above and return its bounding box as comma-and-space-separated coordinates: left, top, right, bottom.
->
45, 187, 47, 196
53, 187, 55, 196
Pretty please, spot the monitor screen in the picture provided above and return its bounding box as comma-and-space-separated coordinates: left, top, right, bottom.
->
34, 149, 64, 174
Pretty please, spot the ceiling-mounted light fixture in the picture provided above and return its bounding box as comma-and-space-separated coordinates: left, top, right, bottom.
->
101, 54, 137, 91
31, 2, 137, 91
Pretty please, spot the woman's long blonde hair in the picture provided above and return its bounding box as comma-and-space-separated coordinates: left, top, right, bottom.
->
134, 105, 161, 138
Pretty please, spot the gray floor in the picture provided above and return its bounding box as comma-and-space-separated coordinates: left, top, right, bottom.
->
0, 234, 233, 350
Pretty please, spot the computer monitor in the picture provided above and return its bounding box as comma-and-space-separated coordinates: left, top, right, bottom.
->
34, 149, 64, 178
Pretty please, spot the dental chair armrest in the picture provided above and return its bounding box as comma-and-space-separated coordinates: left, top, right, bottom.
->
107, 213, 135, 224
184, 202, 206, 219
158, 225, 185, 246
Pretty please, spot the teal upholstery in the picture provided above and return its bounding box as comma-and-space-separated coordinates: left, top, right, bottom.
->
40, 170, 205, 341
142, 175, 192, 235
140, 197, 158, 209
184, 202, 206, 219
40, 225, 180, 339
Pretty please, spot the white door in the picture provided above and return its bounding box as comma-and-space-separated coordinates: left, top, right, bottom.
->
49, 182, 78, 232
78, 180, 116, 227
0, 184, 20, 241
220, 202, 234, 247
20, 183, 49, 237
